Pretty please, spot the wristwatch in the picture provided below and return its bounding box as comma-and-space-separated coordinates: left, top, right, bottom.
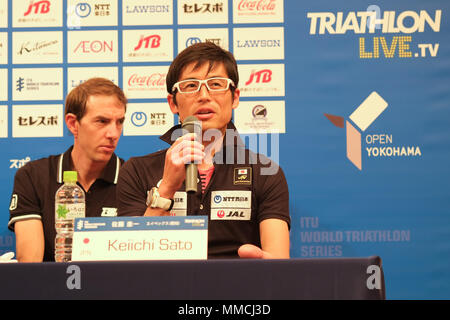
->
146, 187, 174, 211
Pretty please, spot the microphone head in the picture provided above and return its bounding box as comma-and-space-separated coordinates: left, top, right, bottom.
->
181, 115, 202, 135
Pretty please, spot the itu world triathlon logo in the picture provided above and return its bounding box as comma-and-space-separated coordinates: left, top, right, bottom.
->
325, 91, 422, 170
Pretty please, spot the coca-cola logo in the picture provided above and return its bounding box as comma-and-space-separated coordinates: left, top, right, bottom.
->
237, 0, 276, 11
128, 73, 166, 87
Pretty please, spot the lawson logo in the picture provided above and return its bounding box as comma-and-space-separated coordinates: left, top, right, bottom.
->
233, 27, 284, 60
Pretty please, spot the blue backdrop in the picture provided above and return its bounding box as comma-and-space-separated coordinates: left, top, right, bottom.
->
0, 0, 449, 299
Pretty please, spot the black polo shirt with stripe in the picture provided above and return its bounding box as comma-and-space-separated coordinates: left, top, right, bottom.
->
117, 122, 290, 258
8, 146, 123, 262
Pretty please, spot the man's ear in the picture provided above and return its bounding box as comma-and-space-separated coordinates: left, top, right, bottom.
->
167, 94, 179, 115
65, 113, 78, 138
232, 88, 240, 110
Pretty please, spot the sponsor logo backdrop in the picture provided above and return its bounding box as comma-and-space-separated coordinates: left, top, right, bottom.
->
0, 0, 449, 299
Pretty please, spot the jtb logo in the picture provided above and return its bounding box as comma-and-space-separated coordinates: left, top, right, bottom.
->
24, 1, 50, 16
245, 69, 272, 86
134, 35, 161, 51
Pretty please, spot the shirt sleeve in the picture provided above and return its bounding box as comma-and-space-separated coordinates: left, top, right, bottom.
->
116, 158, 149, 217
8, 165, 43, 231
255, 160, 291, 229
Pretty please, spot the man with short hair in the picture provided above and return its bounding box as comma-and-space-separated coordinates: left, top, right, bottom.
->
117, 42, 290, 259
8, 78, 127, 262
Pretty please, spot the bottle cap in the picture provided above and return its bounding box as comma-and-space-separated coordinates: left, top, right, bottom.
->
63, 171, 77, 183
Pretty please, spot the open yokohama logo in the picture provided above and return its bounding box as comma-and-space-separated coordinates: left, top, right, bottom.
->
325, 91, 388, 170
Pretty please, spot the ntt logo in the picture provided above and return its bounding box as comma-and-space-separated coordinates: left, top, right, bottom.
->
214, 195, 222, 203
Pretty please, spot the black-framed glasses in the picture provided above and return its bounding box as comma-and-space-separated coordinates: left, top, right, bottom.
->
172, 77, 235, 94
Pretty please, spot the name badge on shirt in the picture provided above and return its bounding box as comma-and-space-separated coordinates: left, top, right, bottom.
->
210, 190, 252, 220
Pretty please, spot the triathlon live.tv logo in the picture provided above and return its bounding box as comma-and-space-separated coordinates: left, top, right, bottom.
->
325, 91, 421, 170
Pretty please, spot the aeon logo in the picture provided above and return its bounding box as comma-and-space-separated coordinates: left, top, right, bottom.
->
24, 0, 50, 16
245, 69, 272, 85
325, 91, 388, 170
134, 35, 161, 51
237, 0, 276, 11
74, 40, 113, 53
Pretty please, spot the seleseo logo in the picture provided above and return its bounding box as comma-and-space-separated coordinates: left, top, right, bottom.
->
325, 91, 422, 170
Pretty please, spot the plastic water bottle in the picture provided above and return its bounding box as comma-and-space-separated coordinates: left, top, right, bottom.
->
55, 171, 85, 262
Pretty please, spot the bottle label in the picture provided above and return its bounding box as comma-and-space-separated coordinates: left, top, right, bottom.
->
55, 203, 85, 220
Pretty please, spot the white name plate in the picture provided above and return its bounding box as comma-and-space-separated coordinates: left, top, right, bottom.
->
72, 216, 208, 261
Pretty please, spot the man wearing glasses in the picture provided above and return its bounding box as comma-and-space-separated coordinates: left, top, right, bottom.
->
117, 42, 290, 259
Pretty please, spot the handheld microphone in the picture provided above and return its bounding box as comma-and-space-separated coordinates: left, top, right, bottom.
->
181, 116, 202, 193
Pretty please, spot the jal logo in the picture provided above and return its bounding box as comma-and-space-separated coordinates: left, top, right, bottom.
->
245, 69, 272, 85
24, 0, 50, 16
226, 211, 246, 218
237, 0, 276, 12
215, 210, 245, 218
134, 35, 161, 51
74, 40, 113, 53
